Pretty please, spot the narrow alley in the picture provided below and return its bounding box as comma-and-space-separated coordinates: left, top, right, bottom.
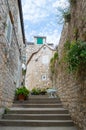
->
0, 0, 86, 130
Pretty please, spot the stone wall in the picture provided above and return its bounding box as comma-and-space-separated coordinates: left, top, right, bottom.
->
25, 45, 55, 90
26, 44, 40, 62
0, 0, 24, 108
53, 0, 86, 130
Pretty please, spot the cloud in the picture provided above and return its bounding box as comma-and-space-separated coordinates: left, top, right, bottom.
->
22, 0, 68, 45
39, 29, 61, 46
22, 0, 54, 23
25, 24, 61, 46
53, 0, 69, 9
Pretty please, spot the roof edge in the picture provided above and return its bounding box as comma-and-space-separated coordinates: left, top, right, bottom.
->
18, 0, 25, 44
27, 44, 56, 65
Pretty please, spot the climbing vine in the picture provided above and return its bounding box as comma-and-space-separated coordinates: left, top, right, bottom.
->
50, 51, 58, 74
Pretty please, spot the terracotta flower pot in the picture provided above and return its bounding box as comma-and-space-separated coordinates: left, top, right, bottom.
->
18, 94, 25, 101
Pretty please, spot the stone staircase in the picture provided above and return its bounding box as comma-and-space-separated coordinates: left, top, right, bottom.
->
0, 95, 76, 127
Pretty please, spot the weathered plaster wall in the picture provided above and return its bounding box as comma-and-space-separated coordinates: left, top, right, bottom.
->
26, 44, 40, 62
25, 45, 55, 90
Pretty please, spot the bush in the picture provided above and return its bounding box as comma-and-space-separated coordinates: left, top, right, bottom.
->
57, 7, 71, 24
40, 88, 47, 95
22, 69, 26, 75
63, 11, 71, 22
15, 86, 30, 97
31, 88, 47, 95
31, 88, 41, 95
50, 52, 58, 74
65, 40, 86, 72
54, 52, 58, 59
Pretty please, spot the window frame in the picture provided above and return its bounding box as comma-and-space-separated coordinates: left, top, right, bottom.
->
5, 14, 12, 45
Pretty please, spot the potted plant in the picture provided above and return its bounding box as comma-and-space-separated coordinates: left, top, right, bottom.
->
40, 88, 47, 95
31, 87, 41, 95
31, 87, 47, 95
15, 86, 30, 100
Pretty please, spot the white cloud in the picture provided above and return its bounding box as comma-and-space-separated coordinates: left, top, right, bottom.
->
22, 0, 53, 23
53, 0, 69, 9
25, 30, 37, 42
22, 0, 68, 45
32, 0, 46, 7
40, 30, 61, 46
22, 0, 69, 23
25, 27, 61, 46
25, 24, 29, 30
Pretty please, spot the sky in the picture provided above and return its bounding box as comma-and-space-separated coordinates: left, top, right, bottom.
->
21, 0, 69, 46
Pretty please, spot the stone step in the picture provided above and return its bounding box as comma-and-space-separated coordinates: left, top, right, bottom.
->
27, 95, 49, 99
0, 96, 76, 127
29, 95, 59, 99
12, 104, 63, 108
3, 114, 71, 120
14, 99, 61, 104
7, 108, 69, 114
0, 120, 74, 126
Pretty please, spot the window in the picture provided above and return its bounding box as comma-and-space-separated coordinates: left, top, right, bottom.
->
5, 15, 12, 45
42, 74, 46, 81
37, 37, 43, 44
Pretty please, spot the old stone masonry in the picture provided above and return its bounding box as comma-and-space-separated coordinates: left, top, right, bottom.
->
0, 0, 86, 130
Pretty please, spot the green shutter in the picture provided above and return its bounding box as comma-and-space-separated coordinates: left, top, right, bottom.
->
37, 38, 43, 44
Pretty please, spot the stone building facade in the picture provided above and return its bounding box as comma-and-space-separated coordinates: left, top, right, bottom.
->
25, 37, 55, 90
0, 0, 25, 114
52, 0, 86, 130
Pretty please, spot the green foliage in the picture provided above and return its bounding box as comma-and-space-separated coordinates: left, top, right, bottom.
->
31, 88, 41, 95
54, 52, 58, 59
64, 40, 70, 50
69, 0, 76, 5
22, 69, 26, 75
57, 7, 71, 24
40, 88, 47, 95
62, 40, 71, 64
63, 11, 71, 22
50, 57, 54, 64
50, 52, 58, 74
65, 40, 86, 72
31, 88, 47, 95
15, 86, 30, 97
4, 108, 10, 114
73, 28, 79, 40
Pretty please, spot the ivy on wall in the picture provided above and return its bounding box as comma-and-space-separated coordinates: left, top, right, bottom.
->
50, 52, 58, 74
63, 40, 86, 73
50, 40, 86, 75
